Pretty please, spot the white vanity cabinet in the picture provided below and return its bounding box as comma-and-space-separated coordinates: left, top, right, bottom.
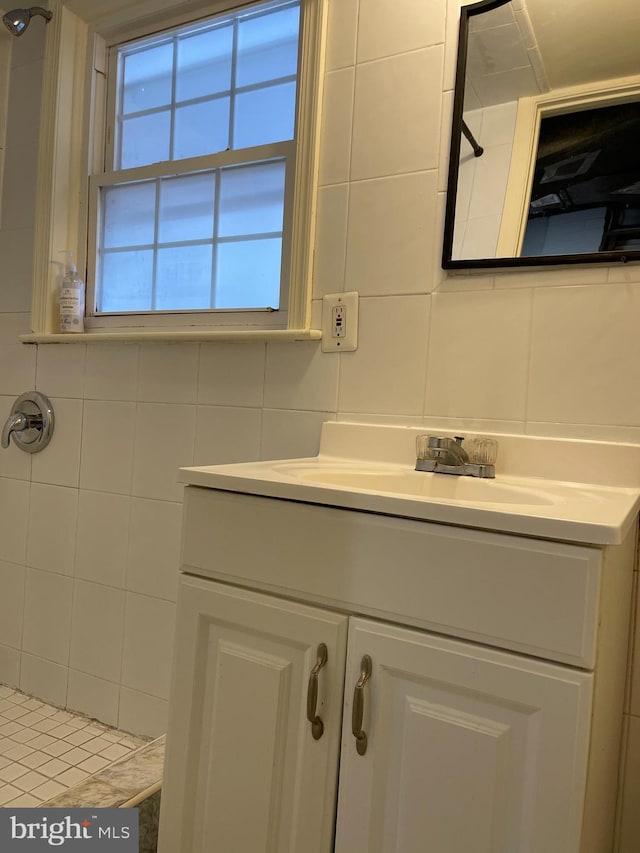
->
335, 619, 592, 853
158, 484, 636, 853
158, 577, 348, 853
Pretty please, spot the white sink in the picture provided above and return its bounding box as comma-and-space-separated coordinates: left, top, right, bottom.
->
179, 422, 640, 545
274, 462, 560, 506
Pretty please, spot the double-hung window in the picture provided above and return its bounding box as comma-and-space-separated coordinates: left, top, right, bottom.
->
79, 0, 321, 335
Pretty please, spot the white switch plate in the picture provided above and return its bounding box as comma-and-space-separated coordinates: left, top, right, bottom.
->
321, 291, 359, 352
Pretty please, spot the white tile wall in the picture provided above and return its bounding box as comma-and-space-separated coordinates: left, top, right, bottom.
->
351, 47, 444, 180
75, 491, 130, 588
137, 343, 199, 404
264, 341, 339, 411
357, 0, 446, 63
31, 398, 83, 488
318, 67, 355, 186
0, 10, 639, 844
0, 478, 29, 565
121, 594, 176, 700
193, 404, 262, 466
22, 569, 73, 666
325, 0, 358, 71
313, 184, 349, 298
425, 289, 533, 421
84, 343, 139, 401
0, 562, 25, 649
197, 342, 265, 406
27, 483, 78, 575
69, 581, 125, 683
131, 403, 195, 501
36, 345, 86, 398
118, 688, 167, 739
80, 401, 136, 494
345, 171, 438, 296
126, 499, 181, 602
337, 295, 430, 415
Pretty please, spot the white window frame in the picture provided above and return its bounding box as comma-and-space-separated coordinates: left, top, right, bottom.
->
26, 0, 327, 343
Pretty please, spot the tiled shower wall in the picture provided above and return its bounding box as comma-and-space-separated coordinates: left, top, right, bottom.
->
1, 0, 640, 844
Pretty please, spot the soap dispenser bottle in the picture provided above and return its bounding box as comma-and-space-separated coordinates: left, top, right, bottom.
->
59, 251, 85, 333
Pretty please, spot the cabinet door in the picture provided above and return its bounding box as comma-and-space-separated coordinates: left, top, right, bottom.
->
158, 575, 348, 853
335, 618, 593, 853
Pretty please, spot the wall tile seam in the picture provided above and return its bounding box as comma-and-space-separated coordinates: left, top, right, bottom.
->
346, 293, 432, 302
260, 402, 337, 411
25, 562, 74, 579
0, 638, 24, 652
119, 680, 170, 703
345, 166, 440, 187
117, 593, 176, 698
0, 472, 32, 483
344, 62, 357, 186
258, 403, 339, 414
120, 685, 170, 704
66, 665, 120, 687
17, 475, 35, 663
353, 42, 446, 70
19, 652, 69, 697
74, 487, 179, 507
523, 420, 640, 432
68, 587, 125, 687
19, 645, 68, 670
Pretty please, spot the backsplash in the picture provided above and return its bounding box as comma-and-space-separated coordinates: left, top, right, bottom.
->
0, 1, 640, 845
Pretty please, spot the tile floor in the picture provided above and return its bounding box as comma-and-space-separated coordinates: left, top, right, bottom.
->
0, 686, 148, 807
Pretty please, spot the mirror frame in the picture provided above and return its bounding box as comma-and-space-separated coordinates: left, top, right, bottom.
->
442, 0, 640, 271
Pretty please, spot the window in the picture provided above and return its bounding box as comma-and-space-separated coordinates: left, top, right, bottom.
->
28, 0, 326, 340
88, 0, 302, 330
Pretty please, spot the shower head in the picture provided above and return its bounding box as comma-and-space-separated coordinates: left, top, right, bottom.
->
3, 6, 52, 37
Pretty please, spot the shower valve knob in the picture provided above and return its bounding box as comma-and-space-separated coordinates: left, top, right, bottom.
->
1, 392, 54, 453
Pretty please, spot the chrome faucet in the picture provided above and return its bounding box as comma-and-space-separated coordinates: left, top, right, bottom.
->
426, 436, 469, 467
1, 412, 29, 448
1, 392, 55, 453
415, 434, 497, 479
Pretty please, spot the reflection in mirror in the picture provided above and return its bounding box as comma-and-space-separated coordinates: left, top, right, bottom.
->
442, 0, 640, 269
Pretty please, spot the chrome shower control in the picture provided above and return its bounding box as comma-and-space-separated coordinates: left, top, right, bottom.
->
1, 392, 54, 453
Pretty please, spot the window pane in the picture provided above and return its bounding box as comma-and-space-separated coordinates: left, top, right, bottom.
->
215, 238, 281, 308
120, 112, 171, 169
99, 250, 154, 312
174, 98, 230, 160
158, 173, 215, 243
233, 81, 296, 148
156, 245, 213, 309
219, 161, 285, 237
103, 183, 156, 248
236, 6, 300, 88
122, 43, 173, 115
176, 26, 233, 101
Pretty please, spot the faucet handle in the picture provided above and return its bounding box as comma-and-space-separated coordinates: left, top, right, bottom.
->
416, 434, 437, 461
1, 413, 28, 448
1, 392, 54, 454
465, 437, 498, 465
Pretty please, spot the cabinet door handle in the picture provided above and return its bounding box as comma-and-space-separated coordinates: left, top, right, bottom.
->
351, 654, 372, 756
307, 643, 328, 740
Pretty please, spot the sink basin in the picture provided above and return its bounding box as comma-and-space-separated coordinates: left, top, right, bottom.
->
275, 463, 560, 506
179, 422, 640, 544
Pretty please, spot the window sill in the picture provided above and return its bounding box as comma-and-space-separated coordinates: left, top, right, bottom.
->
20, 328, 323, 344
